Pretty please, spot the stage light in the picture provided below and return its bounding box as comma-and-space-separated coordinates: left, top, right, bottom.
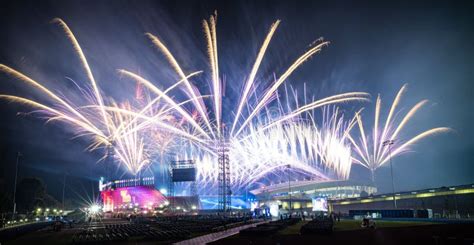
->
159, 188, 168, 195
37, 208, 42, 213
191, 205, 197, 210
46, 208, 50, 212
35, 218, 39, 221
89, 204, 101, 213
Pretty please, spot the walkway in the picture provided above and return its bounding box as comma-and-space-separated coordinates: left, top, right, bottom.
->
174, 220, 269, 245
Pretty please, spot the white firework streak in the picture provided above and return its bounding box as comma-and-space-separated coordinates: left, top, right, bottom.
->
0, 14, 371, 188
347, 84, 451, 181
0, 19, 204, 175
187, 106, 355, 194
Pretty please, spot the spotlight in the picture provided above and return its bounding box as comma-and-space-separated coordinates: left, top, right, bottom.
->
89, 204, 101, 213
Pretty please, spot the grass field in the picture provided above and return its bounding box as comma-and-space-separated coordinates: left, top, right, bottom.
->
211, 219, 468, 245
272, 219, 436, 236
278, 221, 309, 235
334, 219, 435, 231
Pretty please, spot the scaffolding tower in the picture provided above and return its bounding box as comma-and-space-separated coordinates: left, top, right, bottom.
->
217, 137, 231, 212
105, 143, 115, 181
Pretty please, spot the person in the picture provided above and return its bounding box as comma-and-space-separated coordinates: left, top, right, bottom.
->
361, 215, 376, 229
362, 217, 369, 227
337, 211, 341, 222
54, 220, 62, 231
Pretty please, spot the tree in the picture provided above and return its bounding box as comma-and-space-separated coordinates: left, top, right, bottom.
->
16, 177, 60, 213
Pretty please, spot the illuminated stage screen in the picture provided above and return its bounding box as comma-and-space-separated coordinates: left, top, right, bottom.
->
172, 168, 196, 182
312, 197, 328, 212
101, 186, 167, 212
199, 196, 249, 210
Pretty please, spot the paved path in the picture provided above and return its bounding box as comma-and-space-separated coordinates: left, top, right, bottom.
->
174, 220, 269, 245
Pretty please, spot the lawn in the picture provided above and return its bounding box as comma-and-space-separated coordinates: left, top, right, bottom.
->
334, 219, 435, 231
265, 219, 436, 236
278, 221, 309, 235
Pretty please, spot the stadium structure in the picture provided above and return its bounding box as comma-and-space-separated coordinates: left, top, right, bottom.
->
251, 180, 377, 200
250, 180, 376, 216
330, 183, 474, 218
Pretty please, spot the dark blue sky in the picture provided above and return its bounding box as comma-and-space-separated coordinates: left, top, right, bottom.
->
0, 0, 473, 201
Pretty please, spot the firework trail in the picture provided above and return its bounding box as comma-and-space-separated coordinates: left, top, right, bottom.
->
0, 19, 201, 175
181, 106, 355, 193
347, 84, 450, 181
122, 13, 370, 191
0, 14, 371, 191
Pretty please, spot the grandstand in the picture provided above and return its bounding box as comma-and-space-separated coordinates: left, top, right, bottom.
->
250, 180, 376, 216
251, 180, 376, 199
330, 183, 474, 218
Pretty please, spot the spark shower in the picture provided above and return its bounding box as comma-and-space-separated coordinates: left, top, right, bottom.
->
0, 13, 449, 193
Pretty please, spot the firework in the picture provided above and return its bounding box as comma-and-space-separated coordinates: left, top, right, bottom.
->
347, 84, 450, 181
124, 13, 369, 191
0, 19, 201, 175
1, 14, 371, 191
176, 105, 356, 194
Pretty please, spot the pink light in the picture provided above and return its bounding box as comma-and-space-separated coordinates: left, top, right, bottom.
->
101, 186, 167, 212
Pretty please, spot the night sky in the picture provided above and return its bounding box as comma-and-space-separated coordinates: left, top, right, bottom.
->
0, 0, 473, 203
